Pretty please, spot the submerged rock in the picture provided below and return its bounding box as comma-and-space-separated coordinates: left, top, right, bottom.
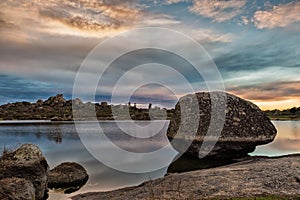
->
167, 92, 277, 160
0, 177, 35, 200
0, 144, 49, 200
48, 162, 89, 194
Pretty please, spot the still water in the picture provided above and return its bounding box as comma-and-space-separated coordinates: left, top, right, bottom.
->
0, 120, 299, 199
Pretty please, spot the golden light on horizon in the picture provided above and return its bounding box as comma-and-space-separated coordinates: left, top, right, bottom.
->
253, 99, 300, 111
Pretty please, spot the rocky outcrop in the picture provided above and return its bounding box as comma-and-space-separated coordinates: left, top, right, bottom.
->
167, 92, 277, 160
72, 155, 300, 200
0, 94, 73, 121
48, 162, 89, 194
0, 144, 49, 200
0, 94, 171, 121
0, 177, 35, 200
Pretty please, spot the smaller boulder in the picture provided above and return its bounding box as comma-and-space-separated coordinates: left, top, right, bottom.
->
0, 144, 49, 200
48, 162, 89, 194
0, 177, 35, 200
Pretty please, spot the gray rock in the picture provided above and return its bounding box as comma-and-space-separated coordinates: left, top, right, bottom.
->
48, 162, 89, 194
72, 155, 300, 200
167, 92, 277, 160
0, 144, 49, 200
0, 177, 35, 200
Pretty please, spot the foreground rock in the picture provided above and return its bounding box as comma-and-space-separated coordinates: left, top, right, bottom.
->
72, 155, 300, 200
167, 92, 277, 160
48, 162, 89, 194
0, 144, 49, 200
0, 177, 35, 200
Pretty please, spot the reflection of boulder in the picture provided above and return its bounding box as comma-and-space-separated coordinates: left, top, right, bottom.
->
0, 177, 36, 200
48, 162, 89, 194
0, 144, 49, 200
167, 92, 277, 161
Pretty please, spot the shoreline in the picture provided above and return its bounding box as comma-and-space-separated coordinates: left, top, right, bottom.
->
0, 118, 299, 125
0, 119, 170, 125
71, 154, 300, 200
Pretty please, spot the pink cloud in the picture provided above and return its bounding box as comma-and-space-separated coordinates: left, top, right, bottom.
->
253, 2, 300, 29
189, 0, 246, 22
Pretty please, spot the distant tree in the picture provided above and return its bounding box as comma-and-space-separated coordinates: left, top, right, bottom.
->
128, 102, 131, 107
290, 107, 297, 115
134, 103, 137, 109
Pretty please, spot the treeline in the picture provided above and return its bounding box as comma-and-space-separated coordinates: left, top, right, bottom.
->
264, 107, 300, 120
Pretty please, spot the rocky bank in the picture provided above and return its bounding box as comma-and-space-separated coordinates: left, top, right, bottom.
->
72, 155, 300, 200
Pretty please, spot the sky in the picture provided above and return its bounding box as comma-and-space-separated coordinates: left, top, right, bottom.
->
0, 0, 300, 110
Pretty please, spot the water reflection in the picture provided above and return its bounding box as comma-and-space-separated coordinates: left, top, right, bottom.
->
0, 121, 170, 199
0, 120, 300, 199
252, 121, 300, 156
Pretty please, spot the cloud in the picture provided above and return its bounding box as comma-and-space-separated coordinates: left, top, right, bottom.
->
0, 74, 65, 105
227, 81, 300, 102
163, 0, 188, 5
240, 16, 249, 25
252, 2, 300, 29
38, 0, 142, 31
187, 29, 233, 44
0, 0, 144, 40
212, 29, 300, 76
0, 17, 15, 30
189, 0, 247, 22
140, 14, 181, 25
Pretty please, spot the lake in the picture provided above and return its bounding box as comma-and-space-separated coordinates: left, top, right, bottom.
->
0, 120, 299, 199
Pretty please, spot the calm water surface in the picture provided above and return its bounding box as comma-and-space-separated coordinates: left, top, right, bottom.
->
0, 120, 299, 199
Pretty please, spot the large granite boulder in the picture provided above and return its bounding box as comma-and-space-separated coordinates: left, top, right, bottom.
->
0, 144, 49, 200
48, 162, 89, 194
167, 92, 277, 160
0, 177, 35, 200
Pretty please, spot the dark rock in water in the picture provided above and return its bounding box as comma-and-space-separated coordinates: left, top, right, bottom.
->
0, 144, 49, 200
48, 162, 89, 194
0, 177, 35, 200
167, 153, 246, 173
167, 92, 277, 160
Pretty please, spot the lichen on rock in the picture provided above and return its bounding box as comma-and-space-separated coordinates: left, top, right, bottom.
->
0, 144, 49, 200
0, 177, 35, 200
167, 91, 277, 160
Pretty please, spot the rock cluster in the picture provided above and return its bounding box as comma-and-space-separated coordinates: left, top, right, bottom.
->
0, 144, 49, 199
0, 144, 89, 199
0, 94, 172, 121
0, 94, 73, 121
167, 92, 277, 160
